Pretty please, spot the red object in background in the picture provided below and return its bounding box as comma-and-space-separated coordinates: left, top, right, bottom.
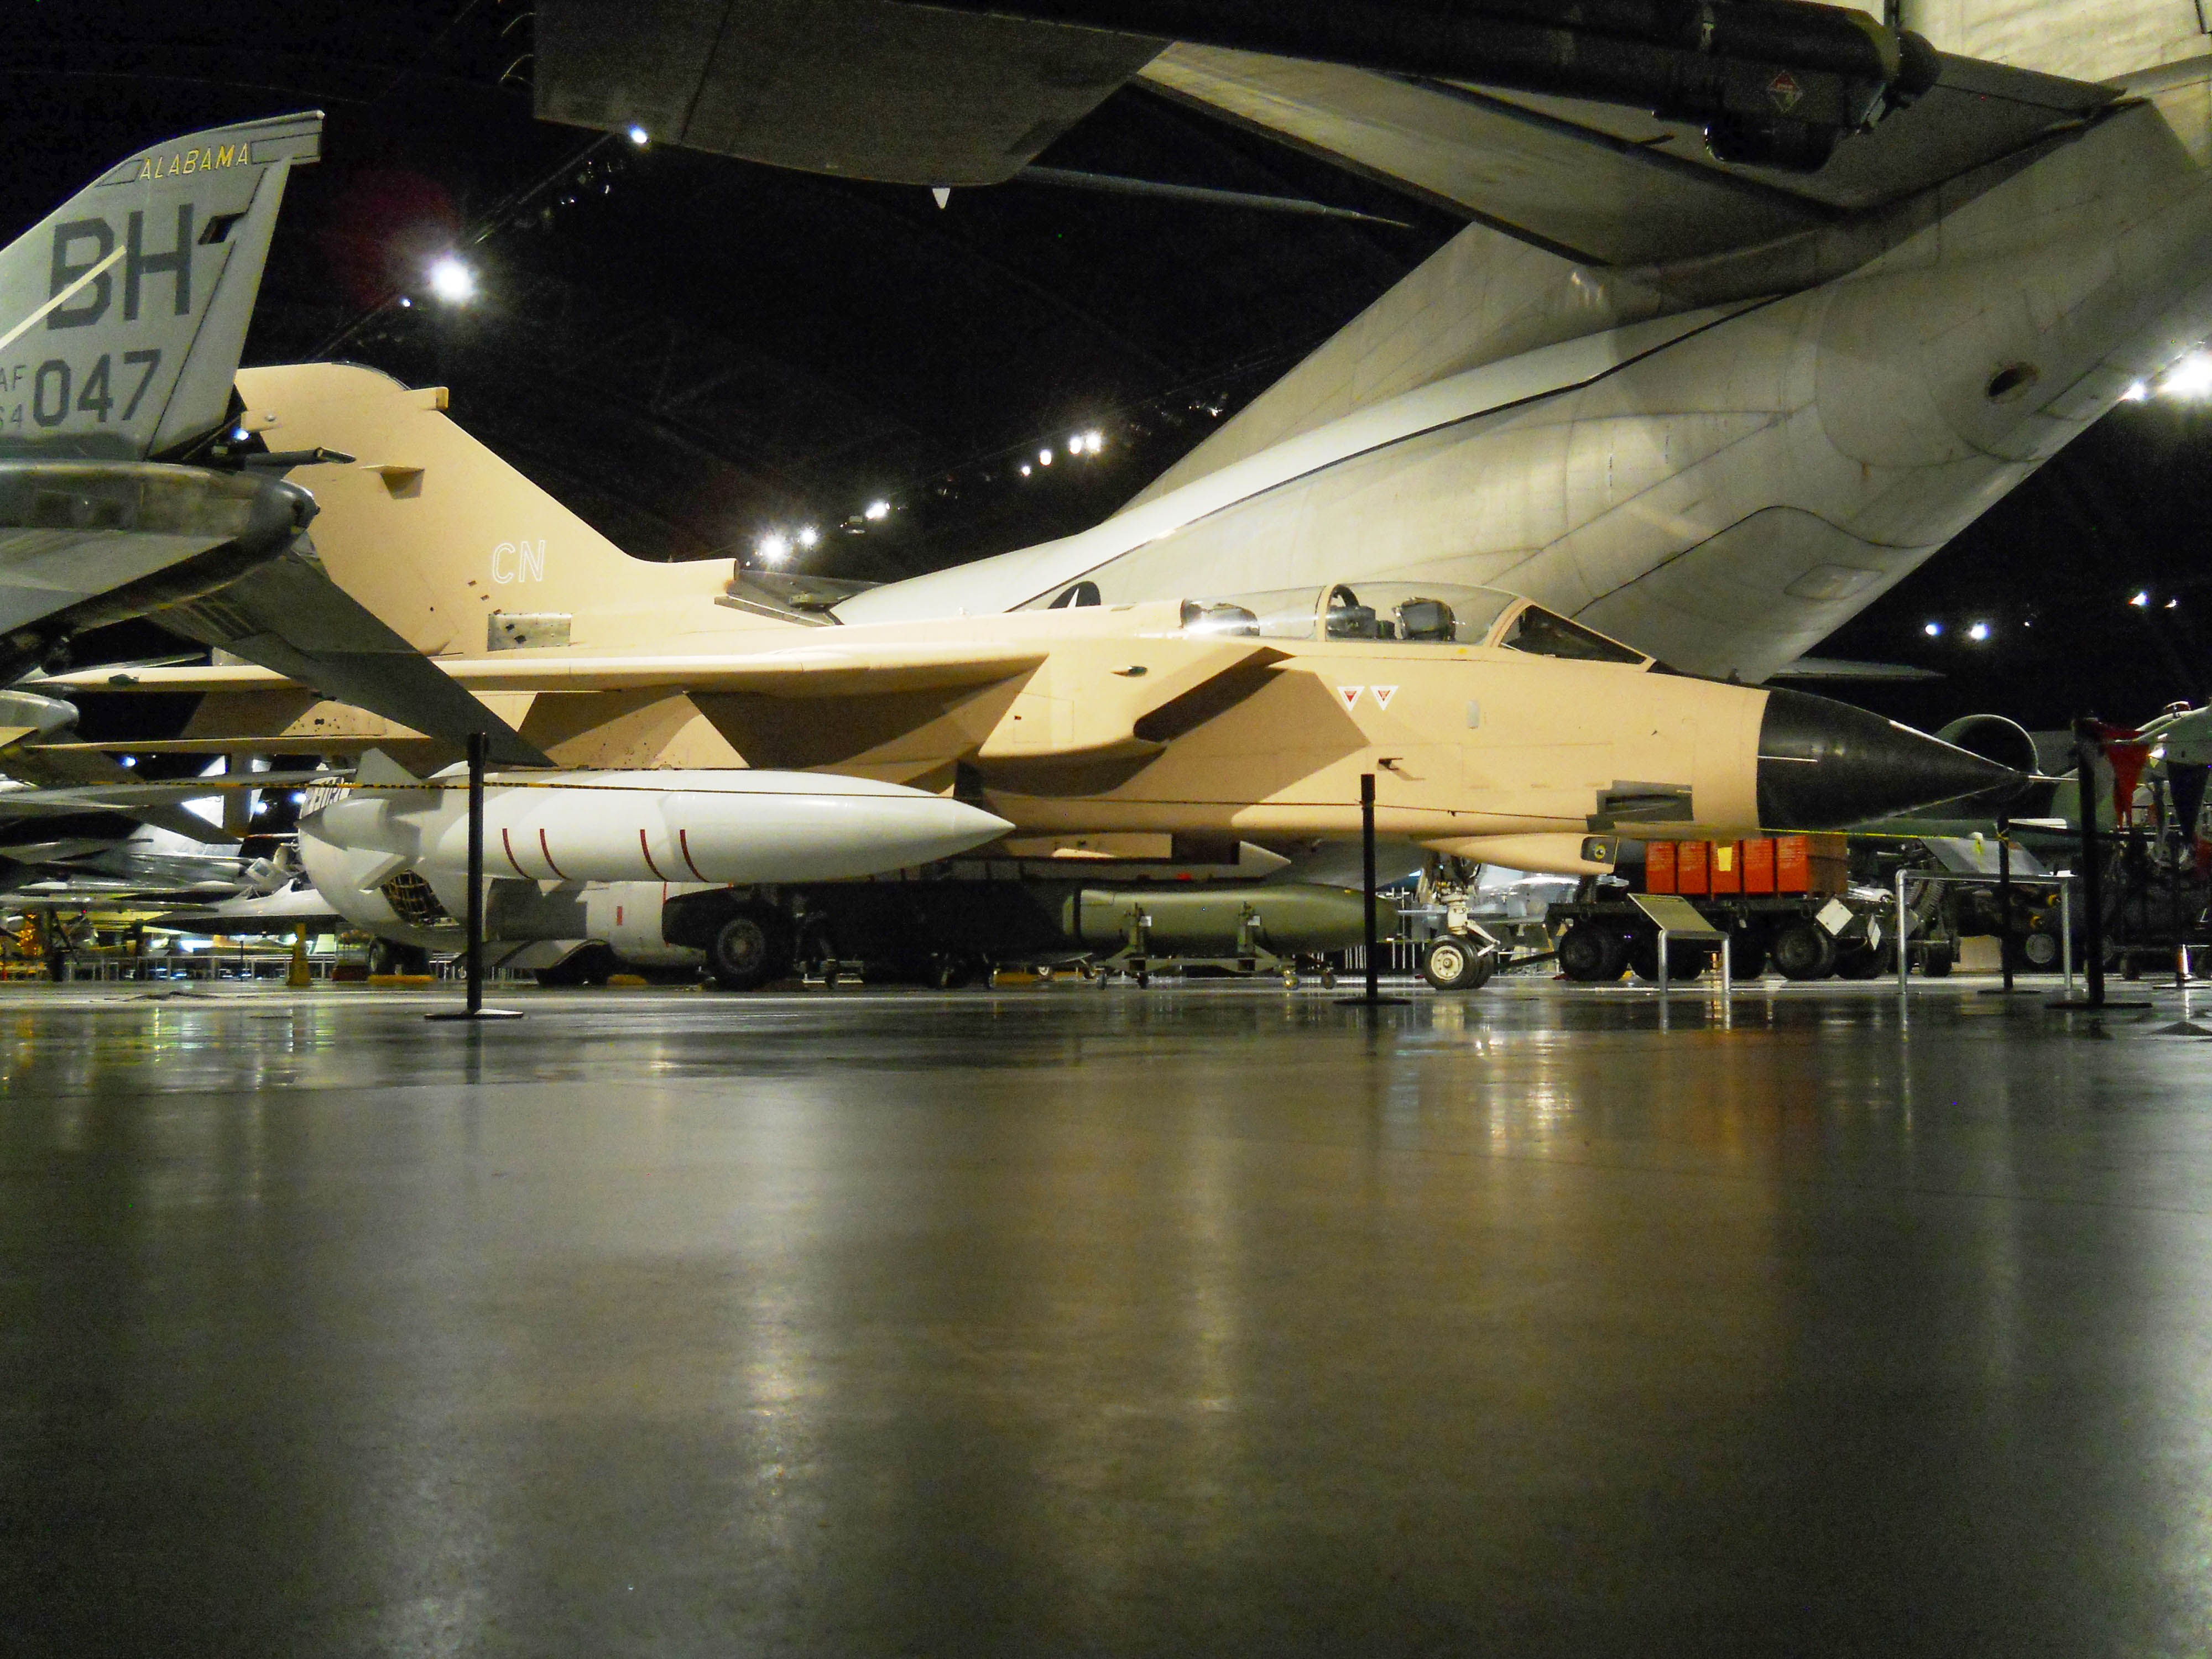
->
1647, 841, 1678, 894
2084, 721, 2149, 827
2105, 742, 2152, 826
1741, 838, 1777, 894
1677, 840, 1710, 896
1709, 841, 1742, 896
1776, 835, 1811, 893
317, 169, 463, 309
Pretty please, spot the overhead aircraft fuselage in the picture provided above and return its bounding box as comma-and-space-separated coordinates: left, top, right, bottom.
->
837, 66, 2212, 679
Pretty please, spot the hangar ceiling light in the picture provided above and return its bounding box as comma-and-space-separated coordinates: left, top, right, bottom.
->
426, 255, 477, 305
2159, 352, 2212, 399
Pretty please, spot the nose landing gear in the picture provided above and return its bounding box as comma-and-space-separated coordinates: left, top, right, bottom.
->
1421, 936, 1496, 990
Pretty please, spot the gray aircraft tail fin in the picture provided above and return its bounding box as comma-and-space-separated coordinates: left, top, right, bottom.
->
0, 112, 322, 463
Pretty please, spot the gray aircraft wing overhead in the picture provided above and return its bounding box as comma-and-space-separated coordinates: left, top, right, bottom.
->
152, 544, 552, 767
534, 0, 1163, 185
1137, 44, 2117, 266
533, 1, 2113, 263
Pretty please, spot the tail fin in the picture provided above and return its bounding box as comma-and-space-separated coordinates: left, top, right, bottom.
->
228, 362, 743, 656
0, 112, 321, 462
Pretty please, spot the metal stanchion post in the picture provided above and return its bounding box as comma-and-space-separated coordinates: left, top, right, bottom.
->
1997, 821, 2015, 994
2171, 796, 2189, 991
1340, 773, 1405, 1011
429, 731, 522, 1024
2061, 879, 2075, 1001
1362, 772, 1378, 1009
1895, 868, 1910, 997
466, 732, 484, 1014
1657, 928, 1670, 995
2055, 725, 2147, 1010
2077, 720, 2107, 1010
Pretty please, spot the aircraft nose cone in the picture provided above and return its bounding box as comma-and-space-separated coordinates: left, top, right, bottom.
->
1756, 688, 2026, 829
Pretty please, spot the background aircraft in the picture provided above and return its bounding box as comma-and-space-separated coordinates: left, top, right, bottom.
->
0, 111, 323, 682
0, 818, 295, 907
523, 0, 2212, 689
0, 112, 550, 769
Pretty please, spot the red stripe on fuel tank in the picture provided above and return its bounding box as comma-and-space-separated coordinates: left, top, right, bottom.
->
500, 826, 527, 878
538, 827, 570, 880
678, 828, 706, 880
639, 827, 667, 880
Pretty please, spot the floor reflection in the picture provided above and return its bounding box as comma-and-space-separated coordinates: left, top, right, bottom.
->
3, 981, 2210, 1653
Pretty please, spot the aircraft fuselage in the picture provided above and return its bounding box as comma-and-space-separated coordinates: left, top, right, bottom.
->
839, 71, 2212, 679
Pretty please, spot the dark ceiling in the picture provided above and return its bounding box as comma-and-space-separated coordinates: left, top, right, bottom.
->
13, 0, 2212, 733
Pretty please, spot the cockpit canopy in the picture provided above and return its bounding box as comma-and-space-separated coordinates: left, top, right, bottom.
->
1174, 582, 1650, 667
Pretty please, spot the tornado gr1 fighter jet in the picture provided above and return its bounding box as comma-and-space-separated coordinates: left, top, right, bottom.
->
39, 374, 2019, 852
39, 362, 2018, 844
35, 371, 2026, 979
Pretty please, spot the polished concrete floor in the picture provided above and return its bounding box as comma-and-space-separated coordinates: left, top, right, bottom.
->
6, 975, 2212, 1656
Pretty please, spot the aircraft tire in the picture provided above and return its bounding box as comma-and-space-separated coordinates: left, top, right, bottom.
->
1833, 942, 1887, 980
1630, 938, 1711, 984
930, 954, 980, 990
371, 939, 431, 977
1557, 922, 1625, 983
535, 943, 615, 988
1772, 922, 1837, 982
707, 910, 791, 991
1422, 937, 1491, 990
1729, 933, 1770, 979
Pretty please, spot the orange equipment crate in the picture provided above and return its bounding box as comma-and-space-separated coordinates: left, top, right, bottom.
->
1709, 841, 1742, 896
1776, 835, 1810, 893
1741, 838, 1777, 894
1676, 839, 1710, 895
1646, 841, 1678, 894
1774, 834, 1849, 896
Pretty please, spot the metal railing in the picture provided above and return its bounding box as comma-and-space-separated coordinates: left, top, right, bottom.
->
1891, 869, 2075, 999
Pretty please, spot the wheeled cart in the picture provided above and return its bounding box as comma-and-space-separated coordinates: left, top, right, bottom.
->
1548, 890, 1946, 984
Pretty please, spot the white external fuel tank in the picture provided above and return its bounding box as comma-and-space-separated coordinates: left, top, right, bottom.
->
298, 768, 1013, 947
310, 769, 1010, 884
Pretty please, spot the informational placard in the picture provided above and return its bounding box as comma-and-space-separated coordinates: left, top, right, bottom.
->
1629, 894, 1725, 941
